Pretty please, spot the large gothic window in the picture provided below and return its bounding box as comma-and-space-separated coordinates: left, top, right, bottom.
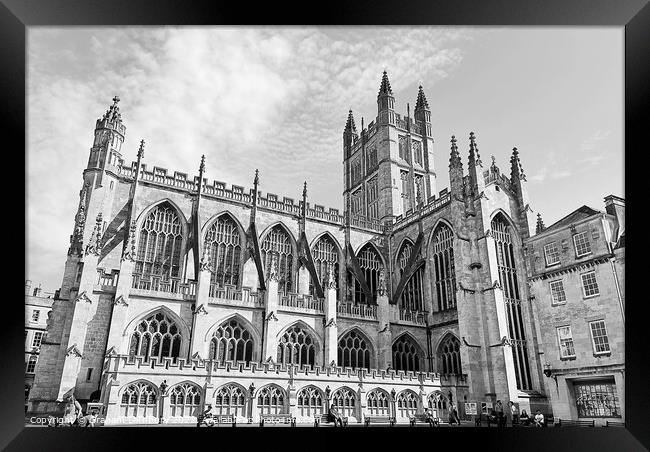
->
277, 325, 316, 368
397, 241, 425, 312
120, 381, 157, 417
491, 215, 532, 390
396, 390, 419, 418
128, 312, 181, 361
392, 334, 421, 372
135, 202, 183, 280
296, 386, 324, 417
208, 318, 254, 364
213, 384, 247, 416
353, 244, 382, 305
367, 389, 390, 416
431, 223, 457, 311
438, 335, 462, 374
310, 235, 339, 299
206, 215, 242, 288
331, 387, 357, 417
261, 225, 294, 294
257, 385, 286, 415
169, 383, 201, 417
338, 329, 371, 370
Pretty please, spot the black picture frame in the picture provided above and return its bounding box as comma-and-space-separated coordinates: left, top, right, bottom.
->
3, 0, 646, 450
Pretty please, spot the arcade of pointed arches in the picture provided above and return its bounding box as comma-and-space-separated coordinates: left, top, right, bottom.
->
116, 379, 454, 420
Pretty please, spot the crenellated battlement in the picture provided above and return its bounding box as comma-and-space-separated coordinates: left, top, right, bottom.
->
106, 354, 469, 387
115, 161, 385, 232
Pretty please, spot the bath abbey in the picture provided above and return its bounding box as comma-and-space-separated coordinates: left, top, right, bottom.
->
27, 71, 625, 426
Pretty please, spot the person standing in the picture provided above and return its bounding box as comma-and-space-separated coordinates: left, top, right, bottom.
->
509, 401, 519, 426
63, 395, 83, 427
495, 400, 505, 427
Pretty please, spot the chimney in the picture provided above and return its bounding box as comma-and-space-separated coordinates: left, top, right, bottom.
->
33, 283, 43, 297
604, 195, 625, 232
25, 279, 32, 295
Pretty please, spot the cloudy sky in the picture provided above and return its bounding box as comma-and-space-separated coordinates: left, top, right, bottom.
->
27, 27, 623, 292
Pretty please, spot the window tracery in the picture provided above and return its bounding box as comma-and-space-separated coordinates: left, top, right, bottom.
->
128, 312, 181, 361
208, 318, 254, 364
206, 215, 242, 288
120, 382, 157, 417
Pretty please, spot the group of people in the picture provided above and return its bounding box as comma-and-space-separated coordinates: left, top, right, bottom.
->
488, 400, 545, 427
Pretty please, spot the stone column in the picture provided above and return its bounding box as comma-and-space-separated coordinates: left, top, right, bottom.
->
357, 384, 367, 423
102, 378, 123, 425
190, 251, 213, 358
376, 270, 392, 369
262, 254, 280, 361
241, 256, 259, 290
419, 388, 427, 415
323, 264, 338, 366
248, 383, 257, 423
287, 382, 297, 419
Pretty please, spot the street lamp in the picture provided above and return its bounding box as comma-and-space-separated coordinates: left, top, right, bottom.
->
543, 363, 552, 378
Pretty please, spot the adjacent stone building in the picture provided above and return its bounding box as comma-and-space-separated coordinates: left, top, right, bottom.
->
525, 196, 625, 426
27, 71, 622, 425
24, 281, 56, 408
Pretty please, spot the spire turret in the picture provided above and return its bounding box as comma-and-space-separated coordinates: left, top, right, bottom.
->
378, 70, 393, 96
344, 109, 357, 135
536, 213, 546, 234
468, 132, 482, 167
510, 147, 526, 182
102, 96, 122, 124
376, 70, 396, 124
415, 85, 429, 111
449, 135, 462, 169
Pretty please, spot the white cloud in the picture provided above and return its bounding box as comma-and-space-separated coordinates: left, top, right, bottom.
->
27, 26, 473, 290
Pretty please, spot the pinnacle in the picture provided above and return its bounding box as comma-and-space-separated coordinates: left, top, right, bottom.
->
102, 96, 122, 123
344, 109, 357, 133
415, 85, 429, 110
536, 213, 546, 233
378, 70, 393, 96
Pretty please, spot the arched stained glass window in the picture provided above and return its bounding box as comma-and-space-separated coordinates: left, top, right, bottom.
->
392, 334, 421, 372
208, 318, 254, 364
128, 312, 181, 361
491, 215, 532, 390
367, 389, 390, 416
135, 202, 183, 280
296, 386, 324, 417
331, 387, 356, 417
206, 215, 242, 288
261, 225, 294, 294
438, 335, 462, 374
257, 385, 286, 415
120, 381, 157, 418
353, 244, 382, 304
396, 390, 419, 418
431, 223, 456, 311
277, 325, 316, 369
310, 235, 339, 298
213, 384, 246, 416
338, 329, 371, 370
397, 241, 425, 312
169, 383, 201, 417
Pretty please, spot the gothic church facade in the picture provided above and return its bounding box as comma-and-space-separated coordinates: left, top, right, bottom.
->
28, 71, 550, 424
